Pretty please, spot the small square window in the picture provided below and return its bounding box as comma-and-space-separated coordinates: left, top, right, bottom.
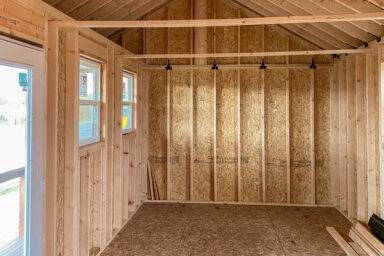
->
79, 58, 101, 146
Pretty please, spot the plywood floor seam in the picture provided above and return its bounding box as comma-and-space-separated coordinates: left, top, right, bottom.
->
266, 208, 287, 256
100, 202, 351, 256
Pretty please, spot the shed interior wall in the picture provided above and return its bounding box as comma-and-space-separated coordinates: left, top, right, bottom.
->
1, 1, 384, 256
144, 0, 335, 206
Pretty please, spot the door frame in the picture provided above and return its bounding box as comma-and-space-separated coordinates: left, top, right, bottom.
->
0, 35, 45, 256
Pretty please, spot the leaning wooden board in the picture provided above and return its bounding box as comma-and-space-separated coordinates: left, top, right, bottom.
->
355, 222, 384, 254
327, 222, 384, 256
326, 227, 358, 256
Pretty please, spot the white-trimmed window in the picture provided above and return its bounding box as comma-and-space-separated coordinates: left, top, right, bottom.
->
79, 57, 101, 146
122, 72, 134, 134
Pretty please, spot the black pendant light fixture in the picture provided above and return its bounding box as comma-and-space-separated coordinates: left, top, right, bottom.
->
259, 58, 267, 70
211, 59, 218, 70
309, 58, 317, 69
165, 59, 172, 70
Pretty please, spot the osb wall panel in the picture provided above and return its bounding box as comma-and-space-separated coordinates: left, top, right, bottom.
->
240, 20, 263, 64
315, 54, 333, 65
146, 8, 167, 65
289, 39, 332, 65
145, 0, 333, 205
56, 29, 66, 256
0, 0, 45, 44
215, 0, 238, 65
289, 39, 312, 64
289, 38, 332, 65
193, 70, 214, 201
168, 0, 191, 65
148, 70, 167, 200
170, 70, 191, 200
315, 69, 331, 204
240, 69, 262, 202
264, 26, 288, 64
290, 69, 312, 204
264, 69, 287, 203
216, 69, 238, 201
122, 28, 143, 55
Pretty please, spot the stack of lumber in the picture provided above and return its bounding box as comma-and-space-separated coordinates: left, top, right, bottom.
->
327, 223, 384, 256
147, 160, 160, 200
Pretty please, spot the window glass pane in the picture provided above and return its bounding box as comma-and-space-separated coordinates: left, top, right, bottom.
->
123, 76, 129, 102
0, 65, 28, 173
0, 178, 23, 251
0, 64, 27, 255
128, 77, 133, 102
122, 105, 132, 131
79, 105, 99, 140
79, 60, 99, 101
123, 74, 133, 103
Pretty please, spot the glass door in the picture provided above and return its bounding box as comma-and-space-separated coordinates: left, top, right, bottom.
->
0, 64, 30, 256
0, 36, 44, 256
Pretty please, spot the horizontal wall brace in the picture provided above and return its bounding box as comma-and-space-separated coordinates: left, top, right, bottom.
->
143, 64, 333, 70
120, 49, 371, 59
50, 12, 384, 28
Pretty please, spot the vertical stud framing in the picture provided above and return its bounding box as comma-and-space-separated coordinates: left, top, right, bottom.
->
261, 69, 266, 203
311, 68, 316, 205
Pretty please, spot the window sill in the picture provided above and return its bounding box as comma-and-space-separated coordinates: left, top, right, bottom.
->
122, 130, 135, 135
79, 141, 105, 157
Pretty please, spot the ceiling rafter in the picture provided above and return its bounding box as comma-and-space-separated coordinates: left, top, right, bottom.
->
45, 0, 61, 5
286, 0, 366, 47
367, 0, 384, 9
42, 0, 384, 50
250, 0, 353, 49
53, 0, 90, 14
310, 0, 384, 37
82, 0, 136, 21
269, 0, 362, 48
99, 0, 173, 38
68, 0, 113, 20
335, 0, 384, 25
232, 0, 333, 49
98, 0, 156, 21
292, 0, 376, 43
220, 0, 321, 50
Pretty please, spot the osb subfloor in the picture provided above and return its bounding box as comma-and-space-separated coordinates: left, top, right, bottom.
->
101, 203, 351, 256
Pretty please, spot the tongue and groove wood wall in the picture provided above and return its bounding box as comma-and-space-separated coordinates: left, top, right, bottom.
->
331, 49, 382, 223
0, 1, 149, 255
143, 0, 333, 205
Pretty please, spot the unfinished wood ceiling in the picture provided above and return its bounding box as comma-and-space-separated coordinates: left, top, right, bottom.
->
44, 0, 384, 49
